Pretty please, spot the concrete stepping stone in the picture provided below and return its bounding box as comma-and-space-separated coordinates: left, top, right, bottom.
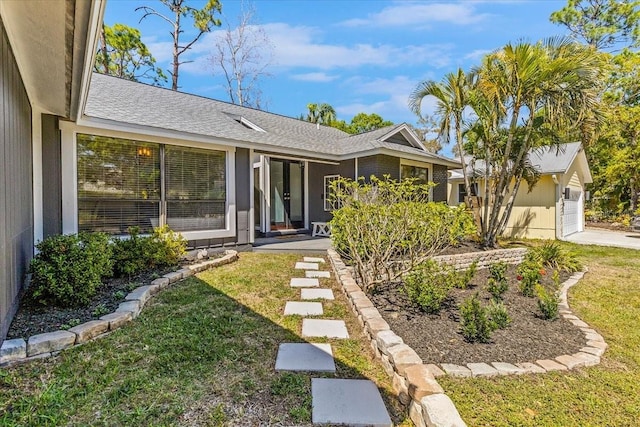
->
295, 262, 319, 270
301, 288, 334, 300
312, 378, 392, 427
284, 302, 323, 316
305, 270, 330, 278
275, 343, 335, 372
290, 278, 319, 288
302, 319, 349, 339
303, 256, 325, 263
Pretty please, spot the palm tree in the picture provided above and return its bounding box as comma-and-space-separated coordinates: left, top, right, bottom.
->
304, 103, 336, 125
472, 37, 604, 247
409, 68, 474, 200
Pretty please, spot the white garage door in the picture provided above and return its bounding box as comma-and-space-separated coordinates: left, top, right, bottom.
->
563, 190, 582, 237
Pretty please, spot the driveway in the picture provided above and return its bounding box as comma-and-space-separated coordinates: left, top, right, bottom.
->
564, 229, 640, 250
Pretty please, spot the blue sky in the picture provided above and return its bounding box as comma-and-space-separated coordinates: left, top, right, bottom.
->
103, 0, 567, 132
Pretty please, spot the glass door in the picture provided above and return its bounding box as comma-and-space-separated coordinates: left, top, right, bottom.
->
270, 159, 304, 229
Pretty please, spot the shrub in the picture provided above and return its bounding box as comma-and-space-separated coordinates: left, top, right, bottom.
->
330, 175, 476, 291
516, 260, 543, 297
29, 232, 113, 307
455, 261, 477, 289
404, 260, 452, 313
487, 300, 511, 329
459, 293, 494, 343
536, 270, 561, 320
112, 225, 186, 277
526, 241, 582, 272
486, 277, 509, 301
488, 261, 508, 282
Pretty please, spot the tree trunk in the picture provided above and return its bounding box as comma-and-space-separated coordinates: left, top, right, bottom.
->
99, 25, 109, 73
171, 12, 180, 90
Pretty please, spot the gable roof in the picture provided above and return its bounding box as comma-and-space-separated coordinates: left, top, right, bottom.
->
449, 142, 592, 181
82, 73, 460, 168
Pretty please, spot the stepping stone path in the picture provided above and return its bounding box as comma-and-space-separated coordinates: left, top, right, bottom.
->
274, 255, 391, 426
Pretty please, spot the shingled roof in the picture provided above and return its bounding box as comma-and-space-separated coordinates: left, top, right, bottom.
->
83, 73, 459, 167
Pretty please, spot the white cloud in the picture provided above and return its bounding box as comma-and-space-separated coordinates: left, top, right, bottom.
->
463, 48, 493, 61
340, 2, 490, 28
291, 72, 339, 82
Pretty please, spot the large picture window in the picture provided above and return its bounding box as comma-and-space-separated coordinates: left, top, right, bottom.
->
77, 134, 160, 234
165, 146, 226, 231
400, 164, 429, 184
77, 134, 227, 235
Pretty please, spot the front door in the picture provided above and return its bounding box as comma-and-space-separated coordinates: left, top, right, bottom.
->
270, 159, 304, 229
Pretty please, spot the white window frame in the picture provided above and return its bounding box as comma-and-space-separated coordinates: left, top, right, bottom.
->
324, 175, 340, 211
60, 122, 236, 240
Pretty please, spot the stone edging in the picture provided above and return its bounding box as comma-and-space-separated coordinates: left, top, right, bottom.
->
0, 250, 239, 366
433, 247, 527, 270
327, 248, 467, 427
327, 249, 608, 427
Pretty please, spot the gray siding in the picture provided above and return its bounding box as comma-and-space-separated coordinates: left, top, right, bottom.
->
235, 148, 250, 244
308, 159, 355, 223
42, 114, 62, 237
432, 164, 448, 202
357, 155, 400, 181
1, 17, 33, 344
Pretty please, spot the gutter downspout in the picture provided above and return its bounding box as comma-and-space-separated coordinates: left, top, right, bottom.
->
552, 174, 562, 240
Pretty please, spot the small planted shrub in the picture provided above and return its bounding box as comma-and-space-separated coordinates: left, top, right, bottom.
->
516, 260, 544, 297
112, 225, 186, 277
29, 232, 113, 307
486, 277, 509, 301
487, 300, 511, 329
454, 261, 478, 289
526, 241, 582, 272
486, 261, 509, 301
404, 260, 452, 313
536, 271, 561, 320
459, 293, 494, 343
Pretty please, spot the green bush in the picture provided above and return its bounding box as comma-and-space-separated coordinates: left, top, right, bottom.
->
488, 261, 508, 282
404, 260, 453, 313
455, 261, 477, 289
29, 232, 113, 307
112, 225, 186, 277
536, 271, 561, 320
516, 260, 543, 297
487, 300, 511, 329
526, 241, 582, 272
486, 277, 509, 301
459, 293, 494, 343
329, 175, 477, 291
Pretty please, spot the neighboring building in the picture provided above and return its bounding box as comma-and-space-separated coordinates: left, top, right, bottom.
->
0, 1, 460, 344
448, 142, 592, 239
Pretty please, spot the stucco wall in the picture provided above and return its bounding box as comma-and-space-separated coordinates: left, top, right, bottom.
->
0, 17, 33, 344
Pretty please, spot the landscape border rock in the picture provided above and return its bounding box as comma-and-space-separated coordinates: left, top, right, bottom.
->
0, 250, 239, 366
327, 247, 607, 427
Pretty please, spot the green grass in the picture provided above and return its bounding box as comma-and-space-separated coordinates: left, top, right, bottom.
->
439, 243, 640, 426
0, 253, 409, 426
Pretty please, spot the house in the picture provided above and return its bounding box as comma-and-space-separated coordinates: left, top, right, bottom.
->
447, 142, 593, 240
0, 1, 460, 344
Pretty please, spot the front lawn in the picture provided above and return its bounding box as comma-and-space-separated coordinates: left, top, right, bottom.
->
439, 243, 640, 426
0, 253, 409, 426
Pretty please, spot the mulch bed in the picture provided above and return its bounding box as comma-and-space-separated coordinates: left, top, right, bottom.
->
6, 269, 168, 340
370, 265, 586, 365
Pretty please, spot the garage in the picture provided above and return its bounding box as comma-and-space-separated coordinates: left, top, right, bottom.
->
562, 189, 583, 237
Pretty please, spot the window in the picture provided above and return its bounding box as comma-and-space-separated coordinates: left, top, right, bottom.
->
400, 164, 429, 184
77, 134, 227, 235
458, 183, 478, 204
324, 175, 340, 211
77, 134, 160, 234
165, 146, 226, 232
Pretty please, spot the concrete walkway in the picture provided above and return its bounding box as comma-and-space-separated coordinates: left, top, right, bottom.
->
253, 236, 331, 253
274, 255, 392, 426
564, 229, 640, 250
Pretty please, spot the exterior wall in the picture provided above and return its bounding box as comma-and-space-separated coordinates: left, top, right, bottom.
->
235, 148, 250, 244
357, 154, 399, 181
449, 175, 558, 240
42, 114, 62, 238
308, 159, 355, 223
432, 164, 448, 202
0, 17, 33, 343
